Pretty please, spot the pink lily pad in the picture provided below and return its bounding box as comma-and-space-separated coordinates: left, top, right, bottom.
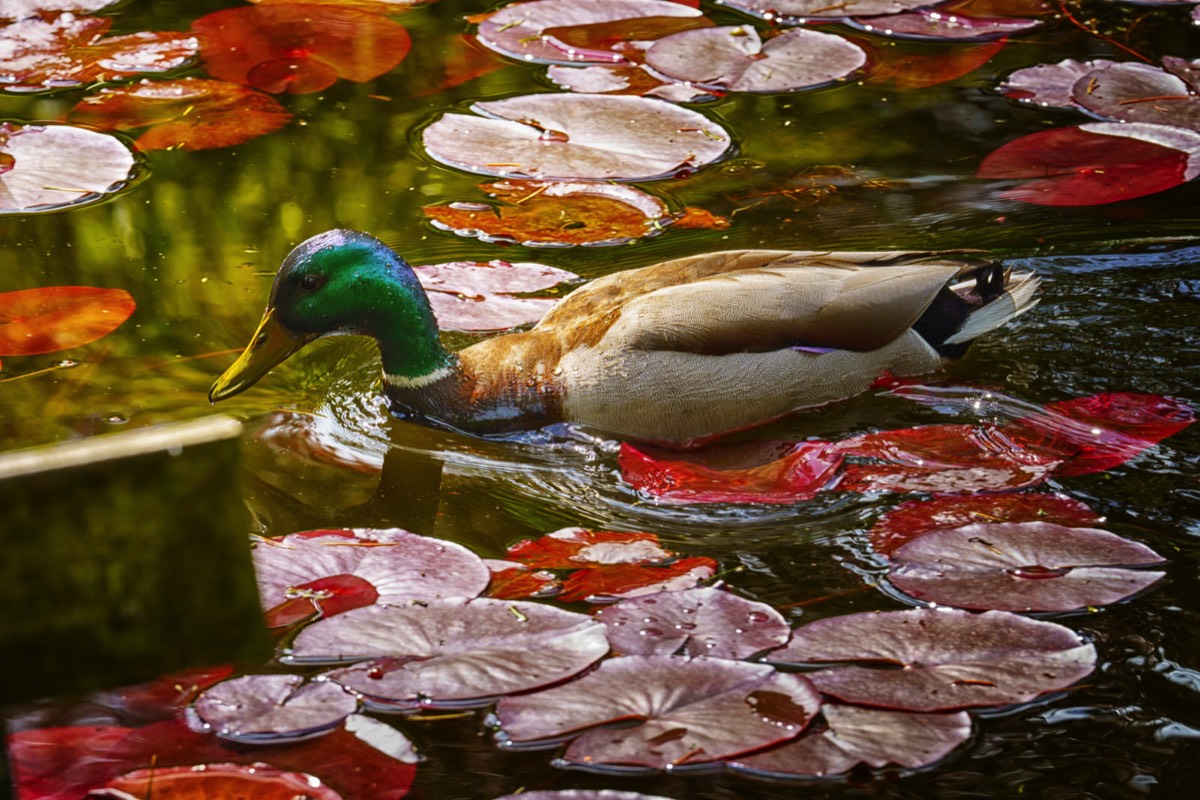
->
888, 521, 1166, 612
496, 655, 821, 769
1000, 58, 1115, 108
192, 674, 358, 743
977, 122, 1200, 206
253, 528, 490, 627
547, 63, 715, 102
850, 9, 1040, 40
870, 492, 1104, 554
768, 608, 1096, 711
730, 704, 972, 777
0, 123, 137, 213
414, 258, 578, 331
421, 93, 731, 181
596, 586, 790, 658
1, 0, 118, 19
645, 26, 866, 92
473, 0, 704, 64
290, 599, 609, 709
1070, 62, 1200, 129
717, 0, 932, 21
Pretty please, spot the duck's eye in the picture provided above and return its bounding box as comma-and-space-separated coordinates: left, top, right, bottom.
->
299, 273, 324, 291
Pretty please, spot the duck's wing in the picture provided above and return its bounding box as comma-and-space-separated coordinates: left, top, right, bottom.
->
591, 251, 989, 354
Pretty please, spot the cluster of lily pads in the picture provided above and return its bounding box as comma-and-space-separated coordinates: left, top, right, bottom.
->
10, 517, 1114, 796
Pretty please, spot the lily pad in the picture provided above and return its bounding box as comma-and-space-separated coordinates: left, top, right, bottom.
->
977, 122, 1200, 206
559, 556, 719, 603
1, 0, 118, 20
849, 9, 1040, 41
421, 93, 731, 181
767, 608, 1096, 711
192, 674, 358, 743
253, 528, 490, 627
484, 559, 562, 599
288, 599, 609, 709
869, 39, 1006, 89
547, 63, 715, 102
870, 492, 1104, 554
596, 586, 790, 658
99, 763, 344, 800
1000, 58, 1114, 109
888, 521, 1166, 612
716, 0, 931, 21
645, 26, 866, 92
506, 528, 675, 568
0, 123, 138, 213
0, 14, 197, 92
413, 258, 578, 331
0, 285, 135, 358
730, 704, 972, 777
495, 792, 676, 800
473, 0, 704, 64
193, 3, 411, 94
496, 655, 821, 769
68, 78, 293, 151
425, 180, 723, 246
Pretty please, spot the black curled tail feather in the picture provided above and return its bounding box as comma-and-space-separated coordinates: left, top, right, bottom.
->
912, 261, 1038, 358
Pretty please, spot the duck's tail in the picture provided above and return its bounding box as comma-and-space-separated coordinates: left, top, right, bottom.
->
914, 262, 1040, 357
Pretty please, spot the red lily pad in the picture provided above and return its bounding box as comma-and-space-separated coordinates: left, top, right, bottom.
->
289, 599, 609, 709
868, 39, 1006, 89
0, 123, 138, 213
767, 608, 1096, 711
870, 493, 1104, 554
730, 704, 972, 777
645, 26, 866, 92
68, 78, 293, 151
473, 0, 704, 64
425, 180, 724, 246
849, 9, 1039, 40
192, 674, 358, 743
506, 528, 675, 568
192, 4, 411, 94
718, 0, 932, 21
976, 122, 1200, 206
0, 14, 197, 92
421, 93, 731, 181
109, 665, 236, 720
413, 258, 578, 331
253, 528, 490, 628
9, 716, 417, 800
547, 63, 715, 102
888, 521, 1166, 612
496, 655, 821, 769
558, 556, 719, 603
596, 586, 790, 658
99, 763, 344, 800
484, 559, 562, 599
0, 285, 134, 360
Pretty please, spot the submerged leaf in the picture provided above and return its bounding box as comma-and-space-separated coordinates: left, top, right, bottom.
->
730, 704, 972, 777
421, 93, 731, 181
0, 285, 134, 355
0, 123, 138, 213
193, 674, 358, 743
768, 607, 1096, 711
869, 39, 1006, 89
193, 3, 411, 94
496, 655, 821, 768
68, 78, 293, 151
413, 258, 578, 331
888, 521, 1166, 611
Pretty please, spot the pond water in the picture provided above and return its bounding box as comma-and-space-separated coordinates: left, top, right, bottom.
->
5, 0, 1200, 797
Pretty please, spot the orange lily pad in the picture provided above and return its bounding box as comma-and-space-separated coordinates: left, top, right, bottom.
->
101, 763, 344, 800
0, 286, 135, 362
193, 3, 412, 94
68, 78, 293, 151
424, 179, 727, 246
0, 13, 197, 92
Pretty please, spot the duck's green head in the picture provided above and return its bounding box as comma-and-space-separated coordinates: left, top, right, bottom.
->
209, 229, 449, 403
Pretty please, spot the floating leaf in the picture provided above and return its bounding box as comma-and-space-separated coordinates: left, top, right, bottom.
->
68, 78, 292, 151
473, 0, 703, 64
425, 179, 725, 246
868, 40, 1005, 89
596, 586, 790, 658
484, 559, 562, 599
0, 123, 138, 213
254, 0, 434, 11
559, 556, 719, 603
645, 26, 866, 92
413, 258, 578, 331
716, 0, 931, 21
506, 528, 674, 568
1071, 62, 1200, 130
9, 716, 417, 800
421, 93, 731, 181
496, 655, 821, 769
0, 14, 196, 92
999, 58, 1112, 108
767, 608, 1096, 711
870, 493, 1103, 554
730, 704, 972, 777
101, 763, 344, 800
109, 665, 237, 719
1, 0, 119, 20
977, 122, 1200, 206
496, 792, 676, 800
888, 521, 1166, 612
0, 285, 134, 361
193, 674, 358, 743
547, 63, 715, 102
192, 4, 411, 94
850, 9, 1039, 40
289, 599, 609, 709
253, 528, 490, 627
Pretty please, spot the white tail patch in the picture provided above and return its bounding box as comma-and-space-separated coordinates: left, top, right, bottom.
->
944, 271, 1040, 345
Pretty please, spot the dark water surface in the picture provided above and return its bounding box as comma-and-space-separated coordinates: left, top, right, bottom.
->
5, 0, 1200, 796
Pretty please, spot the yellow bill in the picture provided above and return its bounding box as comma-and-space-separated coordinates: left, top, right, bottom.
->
209, 309, 311, 402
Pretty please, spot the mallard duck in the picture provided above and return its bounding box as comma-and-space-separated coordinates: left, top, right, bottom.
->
210, 230, 1039, 447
